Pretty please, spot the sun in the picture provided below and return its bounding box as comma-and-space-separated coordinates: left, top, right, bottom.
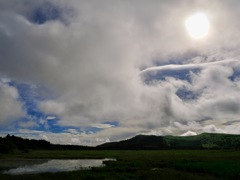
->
185, 13, 210, 39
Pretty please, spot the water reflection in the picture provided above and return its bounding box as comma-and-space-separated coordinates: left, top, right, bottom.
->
3, 159, 115, 175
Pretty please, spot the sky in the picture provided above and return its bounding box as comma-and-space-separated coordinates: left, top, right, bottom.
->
1, 0, 240, 146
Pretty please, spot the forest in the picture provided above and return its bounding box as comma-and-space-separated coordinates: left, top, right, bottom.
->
0, 135, 92, 153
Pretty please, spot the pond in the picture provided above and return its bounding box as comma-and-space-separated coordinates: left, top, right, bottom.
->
1, 159, 115, 175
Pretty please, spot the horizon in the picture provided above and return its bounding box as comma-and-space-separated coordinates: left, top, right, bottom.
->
1, 0, 240, 146
0, 133, 240, 150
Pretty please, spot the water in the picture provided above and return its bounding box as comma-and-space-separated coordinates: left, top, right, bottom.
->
1, 159, 115, 175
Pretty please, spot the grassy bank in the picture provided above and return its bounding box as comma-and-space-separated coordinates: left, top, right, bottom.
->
0, 150, 239, 179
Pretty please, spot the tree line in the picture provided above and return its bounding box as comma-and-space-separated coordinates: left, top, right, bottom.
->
0, 135, 92, 153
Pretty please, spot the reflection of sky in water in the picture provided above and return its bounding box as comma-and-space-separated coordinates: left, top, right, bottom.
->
3, 159, 115, 175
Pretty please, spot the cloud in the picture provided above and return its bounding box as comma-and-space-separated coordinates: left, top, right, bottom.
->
90, 123, 115, 129
39, 101, 65, 115
46, 116, 57, 120
64, 128, 80, 134
203, 124, 223, 133
141, 59, 239, 74
18, 120, 39, 128
1, 0, 240, 144
181, 131, 197, 136
0, 81, 25, 126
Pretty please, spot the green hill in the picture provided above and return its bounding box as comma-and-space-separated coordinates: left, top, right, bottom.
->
97, 133, 240, 150
97, 135, 168, 150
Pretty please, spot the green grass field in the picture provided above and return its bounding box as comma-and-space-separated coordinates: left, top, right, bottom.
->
0, 150, 239, 179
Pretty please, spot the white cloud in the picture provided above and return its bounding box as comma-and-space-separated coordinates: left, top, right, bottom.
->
18, 120, 39, 128
0, 83, 25, 126
181, 131, 197, 136
64, 128, 79, 134
203, 124, 223, 133
90, 123, 115, 129
46, 116, 57, 120
39, 101, 65, 115
141, 59, 239, 74
39, 118, 50, 130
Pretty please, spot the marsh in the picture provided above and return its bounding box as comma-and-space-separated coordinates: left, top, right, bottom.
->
1, 159, 115, 175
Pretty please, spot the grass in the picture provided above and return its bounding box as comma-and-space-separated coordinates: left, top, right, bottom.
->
0, 150, 239, 179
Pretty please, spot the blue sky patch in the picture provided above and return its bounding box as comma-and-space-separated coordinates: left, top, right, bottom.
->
26, 1, 76, 25
6, 81, 61, 132
176, 88, 201, 101
103, 121, 119, 127
229, 68, 240, 81
8, 81, 50, 116
143, 68, 200, 85
5, 80, 111, 135
28, 2, 62, 24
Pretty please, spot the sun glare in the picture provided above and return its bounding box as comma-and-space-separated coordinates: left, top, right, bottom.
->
185, 13, 210, 39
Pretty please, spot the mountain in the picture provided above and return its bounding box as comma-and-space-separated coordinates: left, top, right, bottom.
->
97, 133, 240, 150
